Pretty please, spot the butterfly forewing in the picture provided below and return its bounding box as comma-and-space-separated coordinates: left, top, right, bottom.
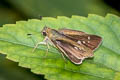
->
59, 29, 102, 50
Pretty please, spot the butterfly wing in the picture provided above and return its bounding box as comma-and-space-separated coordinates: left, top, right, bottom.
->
51, 38, 93, 64
58, 29, 102, 50
52, 40, 84, 64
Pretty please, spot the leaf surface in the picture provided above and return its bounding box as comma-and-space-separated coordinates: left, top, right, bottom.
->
0, 14, 120, 80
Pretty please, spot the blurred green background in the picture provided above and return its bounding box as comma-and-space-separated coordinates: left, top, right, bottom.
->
0, 0, 120, 80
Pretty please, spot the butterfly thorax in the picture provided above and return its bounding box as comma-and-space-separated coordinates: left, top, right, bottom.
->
46, 29, 63, 41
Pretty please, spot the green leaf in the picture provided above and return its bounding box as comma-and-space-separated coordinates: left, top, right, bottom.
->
0, 14, 120, 80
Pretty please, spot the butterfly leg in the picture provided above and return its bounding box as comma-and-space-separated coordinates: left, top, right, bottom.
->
32, 37, 48, 52
32, 41, 47, 52
43, 41, 50, 58
60, 52, 68, 64
32, 37, 52, 59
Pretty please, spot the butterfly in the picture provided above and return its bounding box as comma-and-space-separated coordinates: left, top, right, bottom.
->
33, 26, 102, 64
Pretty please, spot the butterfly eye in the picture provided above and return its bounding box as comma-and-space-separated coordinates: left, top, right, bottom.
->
42, 31, 47, 36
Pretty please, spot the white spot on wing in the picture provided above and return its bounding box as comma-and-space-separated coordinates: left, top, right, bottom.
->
88, 41, 90, 43
74, 46, 82, 51
88, 36, 90, 40
77, 41, 81, 44
82, 41, 86, 44
74, 47, 78, 50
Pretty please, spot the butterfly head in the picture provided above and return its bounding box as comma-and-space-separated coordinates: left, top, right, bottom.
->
41, 26, 51, 36
42, 26, 63, 40
42, 26, 57, 38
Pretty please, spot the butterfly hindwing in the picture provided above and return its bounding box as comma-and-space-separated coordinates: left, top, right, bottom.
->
52, 40, 84, 64
51, 36, 94, 64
